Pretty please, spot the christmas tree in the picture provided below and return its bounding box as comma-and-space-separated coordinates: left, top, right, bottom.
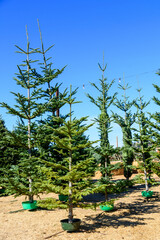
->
133, 88, 153, 191
112, 76, 135, 180
1, 27, 47, 202
38, 86, 98, 223
86, 57, 117, 200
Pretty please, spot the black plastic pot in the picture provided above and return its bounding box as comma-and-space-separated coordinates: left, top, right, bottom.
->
60, 218, 81, 232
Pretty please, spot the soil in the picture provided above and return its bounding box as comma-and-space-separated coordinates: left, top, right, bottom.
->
0, 176, 160, 240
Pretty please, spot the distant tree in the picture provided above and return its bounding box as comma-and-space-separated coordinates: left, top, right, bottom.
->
86, 58, 117, 200
133, 88, 153, 191
149, 73, 160, 176
112, 77, 135, 180
0, 117, 21, 187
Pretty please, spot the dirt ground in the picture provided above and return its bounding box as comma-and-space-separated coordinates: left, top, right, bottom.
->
0, 176, 160, 240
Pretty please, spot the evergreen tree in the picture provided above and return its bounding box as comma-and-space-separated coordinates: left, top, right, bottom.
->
0, 117, 21, 188
0, 27, 46, 202
37, 19, 67, 117
34, 20, 68, 163
39, 86, 97, 223
0, 117, 10, 177
133, 88, 153, 191
149, 74, 160, 176
112, 77, 135, 180
86, 58, 117, 200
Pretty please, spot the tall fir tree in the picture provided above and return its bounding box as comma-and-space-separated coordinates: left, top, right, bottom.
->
34, 20, 68, 164
112, 76, 135, 180
86, 58, 117, 199
133, 88, 153, 191
149, 73, 160, 176
0, 27, 47, 202
37, 19, 67, 116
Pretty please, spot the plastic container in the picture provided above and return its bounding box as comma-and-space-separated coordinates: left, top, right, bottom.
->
60, 218, 81, 232
141, 191, 153, 197
100, 204, 114, 211
22, 200, 37, 210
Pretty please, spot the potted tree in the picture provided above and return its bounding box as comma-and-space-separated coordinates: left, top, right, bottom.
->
38, 85, 98, 231
112, 75, 135, 181
149, 74, 160, 185
1, 21, 68, 209
0, 27, 47, 209
133, 88, 154, 198
86, 58, 118, 211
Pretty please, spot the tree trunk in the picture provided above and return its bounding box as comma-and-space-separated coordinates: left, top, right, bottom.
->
143, 153, 149, 191
68, 146, 73, 223
105, 157, 108, 200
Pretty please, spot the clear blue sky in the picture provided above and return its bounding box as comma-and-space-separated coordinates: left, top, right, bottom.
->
0, 0, 160, 147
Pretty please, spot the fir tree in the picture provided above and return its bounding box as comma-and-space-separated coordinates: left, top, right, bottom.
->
133, 88, 153, 191
0, 117, 21, 188
149, 73, 160, 176
86, 58, 117, 200
34, 20, 68, 163
0, 27, 46, 202
37, 19, 67, 116
112, 76, 135, 180
39, 86, 97, 223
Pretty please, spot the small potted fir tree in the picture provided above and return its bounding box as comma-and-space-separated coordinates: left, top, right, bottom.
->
39, 86, 98, 231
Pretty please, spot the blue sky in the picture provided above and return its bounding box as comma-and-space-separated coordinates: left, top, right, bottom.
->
0, 0, 160, 147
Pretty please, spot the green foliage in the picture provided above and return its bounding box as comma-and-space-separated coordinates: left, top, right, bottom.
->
37, 197, 100, 210
86, 59, 117, 201
38, 86, 98, 222
132, 174, 144, 184
0, 117, 21, 186
113, 179, 133, 193
0, 27, 50, 201
2, 156, 44, 198
133, 88, 155, 191
149, 74, 160, 175
152, 161, 160, 177
0, 22, 69, 202
37, 21, 67, 116
37, 198, 68, 209
112, 80, 135, 180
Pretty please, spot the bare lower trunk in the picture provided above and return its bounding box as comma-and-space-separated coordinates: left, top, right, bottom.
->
105, 157, 108, 201
144, 168, 149, 192
68, 181, 73, 223
68, 149, 73, 223
26, 31, 33, 203
143, 153, 149, 192
29, 178, 33, 202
